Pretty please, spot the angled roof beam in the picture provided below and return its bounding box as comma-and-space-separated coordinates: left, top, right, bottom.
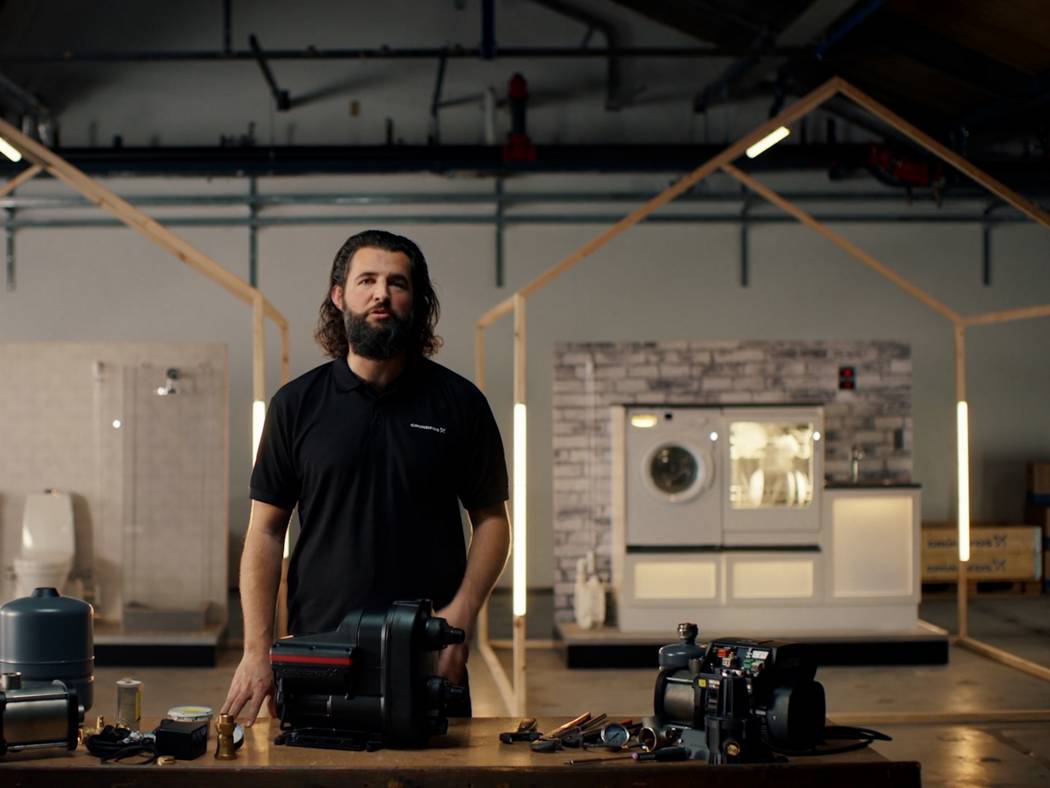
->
837, 80, 1050, 227
0, 116, 290, 388
0, 163, 43, 198
722, 162, 961, 321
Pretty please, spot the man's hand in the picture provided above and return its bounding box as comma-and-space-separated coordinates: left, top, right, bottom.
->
435, 598, 474, 686
220, 650, 276, 726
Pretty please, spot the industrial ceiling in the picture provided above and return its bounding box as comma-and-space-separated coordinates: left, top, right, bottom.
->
0, 0, 1046, 193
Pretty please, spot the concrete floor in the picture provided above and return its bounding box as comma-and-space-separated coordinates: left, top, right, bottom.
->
92, 595, 1050, 787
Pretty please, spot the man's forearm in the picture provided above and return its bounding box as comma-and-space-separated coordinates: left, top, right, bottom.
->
453, 505, 511, 628
239, 524, 286, 656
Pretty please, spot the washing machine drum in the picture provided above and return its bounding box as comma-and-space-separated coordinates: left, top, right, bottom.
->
643, 442, 714, 502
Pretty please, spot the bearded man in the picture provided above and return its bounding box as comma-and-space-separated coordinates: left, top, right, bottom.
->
221, 230, 510, 723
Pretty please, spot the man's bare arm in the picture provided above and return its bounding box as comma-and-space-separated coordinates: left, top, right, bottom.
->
220, 500, 292, 725
434, 502, 511, 683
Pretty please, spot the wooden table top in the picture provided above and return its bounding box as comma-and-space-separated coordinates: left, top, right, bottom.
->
0, 716, 921, 787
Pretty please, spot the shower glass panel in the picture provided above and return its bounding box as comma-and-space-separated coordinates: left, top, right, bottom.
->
115, 363, 222, 615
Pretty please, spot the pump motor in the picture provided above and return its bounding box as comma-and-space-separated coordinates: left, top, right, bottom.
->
271, 599, 466, 751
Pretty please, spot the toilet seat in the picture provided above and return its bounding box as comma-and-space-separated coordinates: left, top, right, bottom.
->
15, 492, 76, 598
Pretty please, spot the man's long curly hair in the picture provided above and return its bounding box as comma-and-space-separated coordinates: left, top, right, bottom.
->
315, 230, 442, 359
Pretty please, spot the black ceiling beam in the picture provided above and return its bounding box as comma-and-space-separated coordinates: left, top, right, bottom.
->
959, 68, 1050, 133
531, 0, 624, 110
609, 0, 780, 49
0, 45, 825, 63
694, 0, 887, 114
0, 143, 1045, 188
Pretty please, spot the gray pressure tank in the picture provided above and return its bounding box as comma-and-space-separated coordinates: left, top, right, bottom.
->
0, 587, 94, 711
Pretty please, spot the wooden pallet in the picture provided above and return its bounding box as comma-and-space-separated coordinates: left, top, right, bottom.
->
922, 579, 1043, 597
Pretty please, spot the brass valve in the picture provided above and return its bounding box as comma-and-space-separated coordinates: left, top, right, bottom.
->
215, 713, 237, 760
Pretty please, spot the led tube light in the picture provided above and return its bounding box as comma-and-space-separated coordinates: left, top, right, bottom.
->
0, 136, 22, 163
957, 401, 970, 562
746, 126, 790, 159
252, 399, 266, 464
513, 402, 527, 617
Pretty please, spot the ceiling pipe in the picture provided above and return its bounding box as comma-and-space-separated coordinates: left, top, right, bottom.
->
1, 143, 1045, 187
0, 45, 814, 63
530, 0, 623, 110
249, 35, 291, 111
481, 0, 497, 60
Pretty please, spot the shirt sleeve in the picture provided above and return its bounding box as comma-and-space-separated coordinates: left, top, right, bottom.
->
250, 391, 299, 510
457, 391, 510, 513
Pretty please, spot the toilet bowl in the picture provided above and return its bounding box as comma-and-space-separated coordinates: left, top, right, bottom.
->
13, 492, 75, 599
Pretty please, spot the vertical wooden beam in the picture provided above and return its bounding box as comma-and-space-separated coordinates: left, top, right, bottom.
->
473, 313, 516, 714
280, 324, 290, 385
513, 294, 526, 403
512, 292, 527, 716
473, 321, 490, 653
955, 322, 968, 639
252, 292, 266, 402
474, 324, 486, 392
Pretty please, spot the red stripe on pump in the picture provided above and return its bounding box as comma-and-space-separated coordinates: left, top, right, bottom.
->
271, 654, 353, 666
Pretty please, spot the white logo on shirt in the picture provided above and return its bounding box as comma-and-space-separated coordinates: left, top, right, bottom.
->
410, 422, 447, 434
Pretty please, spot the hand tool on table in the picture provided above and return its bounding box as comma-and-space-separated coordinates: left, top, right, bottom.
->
528, 712, 592, 753
498, 718, 540, 744
557, 713, 609, 748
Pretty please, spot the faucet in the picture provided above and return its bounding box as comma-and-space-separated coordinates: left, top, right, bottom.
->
850, 445, 865, 483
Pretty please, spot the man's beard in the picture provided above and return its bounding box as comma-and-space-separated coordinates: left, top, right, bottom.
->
344, 306, 414, 360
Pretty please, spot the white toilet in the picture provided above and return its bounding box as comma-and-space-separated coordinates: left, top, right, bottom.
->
13, 491, 75, 599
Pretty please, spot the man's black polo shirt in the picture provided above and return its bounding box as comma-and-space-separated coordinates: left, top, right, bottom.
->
250, 356, 509, 636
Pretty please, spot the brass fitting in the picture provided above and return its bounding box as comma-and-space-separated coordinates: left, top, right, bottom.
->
215, 713, 237, 760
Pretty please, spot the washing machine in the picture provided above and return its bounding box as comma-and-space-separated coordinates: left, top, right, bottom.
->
622, 405, 722, 546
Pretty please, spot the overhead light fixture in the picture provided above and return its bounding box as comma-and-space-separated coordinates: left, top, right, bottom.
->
746, 126, 790, 159
0, 136, 22, 163
957, 401, 970, 562
630, 413, 658, 429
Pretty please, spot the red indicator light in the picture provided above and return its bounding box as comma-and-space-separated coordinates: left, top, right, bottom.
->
838, 366, 857, 390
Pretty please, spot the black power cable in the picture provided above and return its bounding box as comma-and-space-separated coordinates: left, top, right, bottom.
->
84, 725, 158, 764
772, 724, 892, 757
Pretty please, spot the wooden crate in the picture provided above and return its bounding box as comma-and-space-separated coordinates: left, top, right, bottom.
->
922, 523, 1041, 552
921, 524, 1041, 582
922, 579, 1042, 597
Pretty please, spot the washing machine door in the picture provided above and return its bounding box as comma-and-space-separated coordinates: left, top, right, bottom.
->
626, 431, 721, 546
643, 442, 713, 503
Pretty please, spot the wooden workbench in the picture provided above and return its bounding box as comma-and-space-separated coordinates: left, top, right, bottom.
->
0, 716, 921, 787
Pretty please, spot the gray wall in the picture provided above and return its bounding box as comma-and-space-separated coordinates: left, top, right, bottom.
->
1, 171, 1047, 589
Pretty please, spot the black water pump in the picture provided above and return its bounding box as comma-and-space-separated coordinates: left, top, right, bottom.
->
271, 599, 465, 751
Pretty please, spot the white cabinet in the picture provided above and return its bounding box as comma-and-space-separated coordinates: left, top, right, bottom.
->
824, 487, 921, 605
612, 401, 921, 633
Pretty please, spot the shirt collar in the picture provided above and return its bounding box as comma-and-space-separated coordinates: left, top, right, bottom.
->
332, 357, 365, 393
331, 355, 422, 395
